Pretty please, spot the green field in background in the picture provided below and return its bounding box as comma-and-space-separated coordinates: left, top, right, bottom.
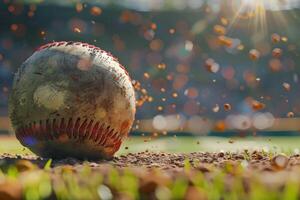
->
1, 136, 300, 156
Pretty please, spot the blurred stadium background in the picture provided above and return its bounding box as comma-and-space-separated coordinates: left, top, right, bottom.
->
1, 0, 300, 137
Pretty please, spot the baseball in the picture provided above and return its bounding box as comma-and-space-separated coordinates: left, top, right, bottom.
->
8, 41, 136, 159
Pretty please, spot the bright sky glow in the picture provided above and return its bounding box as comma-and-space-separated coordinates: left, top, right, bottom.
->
240, 0, 300, 11
227, 0, 299, 35
115, 0, 300, 11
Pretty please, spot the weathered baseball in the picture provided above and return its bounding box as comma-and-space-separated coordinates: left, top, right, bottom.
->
8, 41, 136, 159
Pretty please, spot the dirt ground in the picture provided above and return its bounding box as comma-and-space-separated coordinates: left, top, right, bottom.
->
0, 150, 296, 170
1, 151, 300, 199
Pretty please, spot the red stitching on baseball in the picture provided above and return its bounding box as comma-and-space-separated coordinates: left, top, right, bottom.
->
85, 120, 93, 138
52, 118, 58, 137
97, 126, 110, 145
40, 120, 46, 139
77, 119, 87, 140
102, 128, 114, 145
90, 121, 99, 141
73, 118, 81, 139
59, 118, 66, 135
15, 117, 123, 155
45, 119, 53, 140
66, 118, 73, 139
34, 121, 41, 139
94, 124, 103, 142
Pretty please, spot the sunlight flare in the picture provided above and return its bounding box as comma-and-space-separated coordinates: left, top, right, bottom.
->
229, 0, 291, 34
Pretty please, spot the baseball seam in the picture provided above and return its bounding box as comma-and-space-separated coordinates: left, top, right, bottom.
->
15, 117, 123, 153
36, 41, 129, 77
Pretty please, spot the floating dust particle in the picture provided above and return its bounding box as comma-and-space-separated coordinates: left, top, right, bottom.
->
132, 80, 141, 90
172, 93, 178, 98
281, 36, 288, 42
218, 36, 233, 47
205, 5, 211, 13
249, 49, 260, 61
136, 99, 145, 107
157, 63, 166, 70
272, 48, 282, 58
271, 33, 281, 43
90, 6, 102, 16
29, 4, 36, 11
214, 121, 226, 132
75, 3, 83, 12
157, 106, 163, 111
169, 28, 175, 34
161, 98, 166, 102
147, 96, 153, 102
184, 88, 199, 98
223, 103, 231, 111
2, 86, 8, 93
74, 27, 81, 33
40, 30, 46, 36
212, 104, 220, 113
251, 100, 265, 111
133, 125, 139, 130
237, 44, 244, 51
143, 72, 150, 79
133, 80, 152, 108
213, 25, 226, 35
28, 11, 34, 17
204, 58, 220, 73
8, 5, 15, 13
286, 112, 294, 118
150, 23, 157, 30
160, 88, 166, 93
10, 24, 18, 31
220, 17, 229, 26
282, 82, 291, 91
269, 59, 282, 72
141, 88, 147, 95
166, 74, 173, 81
